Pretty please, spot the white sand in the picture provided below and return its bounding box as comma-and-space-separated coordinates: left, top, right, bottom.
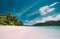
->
0, 26, 60, 39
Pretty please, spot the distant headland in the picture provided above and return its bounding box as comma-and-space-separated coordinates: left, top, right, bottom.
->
33, 21, 60, 26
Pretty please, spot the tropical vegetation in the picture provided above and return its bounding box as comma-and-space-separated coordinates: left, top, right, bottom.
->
0, 12, 23, 26
33, 21, 60, 26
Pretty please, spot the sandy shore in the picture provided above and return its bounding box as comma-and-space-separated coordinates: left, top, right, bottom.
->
0, 26, 60, 39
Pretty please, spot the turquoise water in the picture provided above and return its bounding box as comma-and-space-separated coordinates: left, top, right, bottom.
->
35, 26, 60, 39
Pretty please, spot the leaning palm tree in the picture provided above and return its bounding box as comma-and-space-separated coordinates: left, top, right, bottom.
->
6, 12, 12, 21
11, 16, 18, 22
0, 14, 2, 19
18, 22, 23, 25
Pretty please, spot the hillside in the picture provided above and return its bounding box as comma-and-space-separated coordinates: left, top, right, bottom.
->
33, 21, 60, 26
0, 12, 23, 26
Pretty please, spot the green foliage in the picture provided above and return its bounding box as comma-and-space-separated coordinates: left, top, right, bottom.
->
0, 12, 23, 26
33, 21, 60, 26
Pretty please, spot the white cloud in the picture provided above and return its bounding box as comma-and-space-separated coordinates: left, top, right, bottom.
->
36, 16, 54, 23
27, 11, 38, 17
39, 6, 49, 15
39, 2, 59, 15
55, 15, 60, 21
50, 2, 59, 7
36, 14, 60, 23
47, 8, 55, 12
24, 14, 60, 25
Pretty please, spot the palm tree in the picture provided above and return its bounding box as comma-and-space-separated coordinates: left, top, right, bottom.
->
18, 22, 23, 25
11, 16, 18, 22
6, 12, 11, 21
0, 14, 2, 19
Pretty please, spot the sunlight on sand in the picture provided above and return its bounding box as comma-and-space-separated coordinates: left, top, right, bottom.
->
0, 26, 60, 39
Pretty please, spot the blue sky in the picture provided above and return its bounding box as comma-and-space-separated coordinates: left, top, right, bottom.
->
0, 0, 60, 25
